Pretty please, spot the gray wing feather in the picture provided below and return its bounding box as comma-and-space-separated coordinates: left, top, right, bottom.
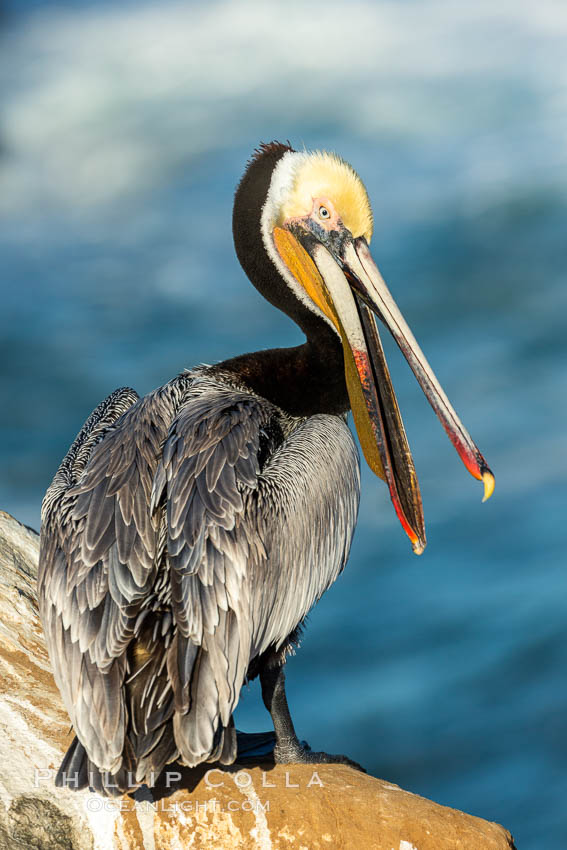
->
40, 373, 360, 777
152, 386, 270, 764
153, 382, 359, 767
39, 384, 177, 771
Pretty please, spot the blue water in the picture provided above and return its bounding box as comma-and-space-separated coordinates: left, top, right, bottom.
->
1, 2, 566, 846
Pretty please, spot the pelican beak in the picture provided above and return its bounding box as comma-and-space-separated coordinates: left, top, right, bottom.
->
273, 226, 494, 555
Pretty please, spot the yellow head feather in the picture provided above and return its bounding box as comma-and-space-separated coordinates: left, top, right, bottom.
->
280, 151, 373, 242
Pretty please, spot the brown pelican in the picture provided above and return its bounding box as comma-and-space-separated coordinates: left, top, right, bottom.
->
39, 142, 494, 794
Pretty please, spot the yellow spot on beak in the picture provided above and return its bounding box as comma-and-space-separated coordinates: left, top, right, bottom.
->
482, 470, 495, 502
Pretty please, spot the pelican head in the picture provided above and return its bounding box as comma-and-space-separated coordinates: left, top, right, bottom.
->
233, 142, 494, 554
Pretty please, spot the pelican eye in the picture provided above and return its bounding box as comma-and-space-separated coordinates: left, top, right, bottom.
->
318, 205, 331, 221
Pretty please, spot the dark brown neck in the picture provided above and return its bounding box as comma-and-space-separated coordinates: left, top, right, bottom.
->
216, 333, 348, 417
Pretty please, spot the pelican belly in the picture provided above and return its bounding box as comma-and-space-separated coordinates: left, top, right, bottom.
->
250, 412, 360, 658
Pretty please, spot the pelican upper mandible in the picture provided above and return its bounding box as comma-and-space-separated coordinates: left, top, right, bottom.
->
38, 141, 494, 794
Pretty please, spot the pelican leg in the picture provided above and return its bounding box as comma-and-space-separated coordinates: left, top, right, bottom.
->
260, 663, 365, 771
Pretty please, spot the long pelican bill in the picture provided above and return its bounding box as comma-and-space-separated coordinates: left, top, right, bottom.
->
342, 238, 494, 500
272, 225, 494, 555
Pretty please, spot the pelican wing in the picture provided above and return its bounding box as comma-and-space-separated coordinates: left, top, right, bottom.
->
151, 383, 274, 765
39, 373, 361, 779
151, 383, 360, 766
38, 384, 175, 772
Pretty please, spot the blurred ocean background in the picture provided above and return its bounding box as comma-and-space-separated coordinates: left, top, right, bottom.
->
0, 1, 565, 846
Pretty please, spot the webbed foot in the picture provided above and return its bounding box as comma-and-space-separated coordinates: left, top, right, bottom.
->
274, 736, 365, 772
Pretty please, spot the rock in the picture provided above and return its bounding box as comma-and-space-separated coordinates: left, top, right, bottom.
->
0, 509, 516, 850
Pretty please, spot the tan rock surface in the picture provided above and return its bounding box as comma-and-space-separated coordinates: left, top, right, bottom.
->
0, 510, 516, 849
